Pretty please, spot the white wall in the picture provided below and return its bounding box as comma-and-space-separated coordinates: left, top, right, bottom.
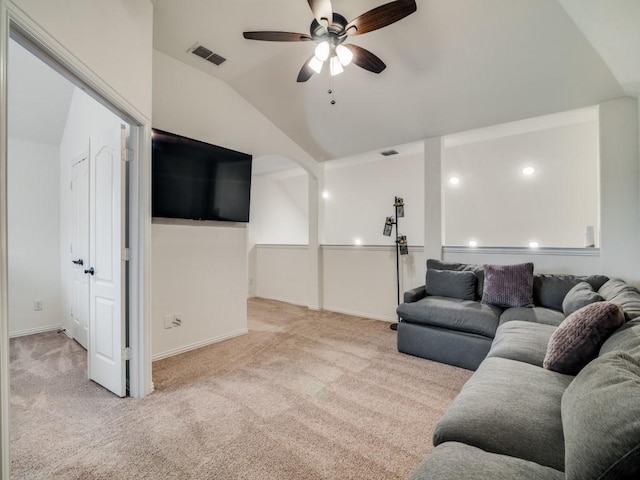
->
59, 88, 126, 334
254, 245, 309, 306
249, 171, 308, 245
443, 119, 599, 248
152, 49, 319, 358
598, 97, 640, 282
11, 0, 153, 118
252, 146, 426, 320
151, 223, 248, 360
7, 138, 62, 336
428, 99, 640, 285
323, 150, 424, 246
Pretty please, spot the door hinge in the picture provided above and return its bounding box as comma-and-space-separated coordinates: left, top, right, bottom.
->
123, 347, 131, 361
122, 248, 131, 261
123, 148, 133, 163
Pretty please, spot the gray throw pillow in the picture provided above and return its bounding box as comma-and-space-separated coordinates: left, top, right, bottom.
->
562, 282, 604, 316
481, 262, 534, 308
425, 269, 476, 300
426, 259, 484, 299
534, 274, 609, 311
544, 302, 625, 375
599, 279, 640, 322
562, 351, 640, 480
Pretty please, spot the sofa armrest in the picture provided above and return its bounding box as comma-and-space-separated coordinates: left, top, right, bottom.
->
404, 285, 427, 303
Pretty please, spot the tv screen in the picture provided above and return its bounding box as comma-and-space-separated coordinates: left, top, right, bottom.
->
152, 129, 252, 222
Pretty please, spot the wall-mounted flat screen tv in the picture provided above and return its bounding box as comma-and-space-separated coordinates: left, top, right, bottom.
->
152, 129, 252, 222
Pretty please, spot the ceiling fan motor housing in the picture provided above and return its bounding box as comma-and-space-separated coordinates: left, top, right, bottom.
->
310, 13, 349, 44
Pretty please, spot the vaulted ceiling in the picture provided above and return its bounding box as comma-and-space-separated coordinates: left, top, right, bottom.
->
150, 1, 632, 161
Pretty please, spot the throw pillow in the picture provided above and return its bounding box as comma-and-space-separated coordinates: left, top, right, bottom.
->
598, 279, 640, 322
544, 301, 625, 375
562, 282, 604, 316
561, 351, 640, 480
426, 259, 484, 299
425, 269, 476, 300
481, 262, 534, 308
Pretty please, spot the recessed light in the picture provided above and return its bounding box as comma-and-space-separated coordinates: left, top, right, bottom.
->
354, 238, 362, 246
529, 241, 539, 248
522, 166, 535, 176
322, 190, 330, 199
468, 240, 478, 247
449, 176, 460, 185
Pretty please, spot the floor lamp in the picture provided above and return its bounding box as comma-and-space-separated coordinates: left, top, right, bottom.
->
383, 197, 409, 331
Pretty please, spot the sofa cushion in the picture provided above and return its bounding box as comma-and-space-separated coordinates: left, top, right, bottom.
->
397, 296, 501, 338
598, 279, 640, 321
562, 281, 604, 316
481, 263, 534, 308
544, 302, 625, 375
499, 307, 565, 327
562, 351, 640, 480
427, 259, 484, 300
487, 321, 556, 367
433, 357, 572, 471
409, 442, 564, 480
533, 274, 609, 311
426, 269, 476, 301
600, 318, 640, 358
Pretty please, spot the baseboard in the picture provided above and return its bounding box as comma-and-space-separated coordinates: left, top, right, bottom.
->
151, 328, 249, 361
255, 295, 309, 308
321, 306, 396, 323
9, 324, 63, 338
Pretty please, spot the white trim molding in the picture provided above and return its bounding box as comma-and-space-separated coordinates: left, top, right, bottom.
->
152, 329, 248, 362
443, 246, 601, 257
9, 325, 62, 338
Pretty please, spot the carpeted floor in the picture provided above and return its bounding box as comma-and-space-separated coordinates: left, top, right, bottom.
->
10, 298, 471, 479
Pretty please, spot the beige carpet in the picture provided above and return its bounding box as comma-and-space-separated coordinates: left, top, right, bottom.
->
10, 298, 471, 479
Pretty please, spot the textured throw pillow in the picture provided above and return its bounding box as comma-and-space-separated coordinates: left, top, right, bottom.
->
561, 351, 640, 480
425, 269, 476, 300
481, 262, 534, 308
562, 282, 604, 316
544, 302, 625, 375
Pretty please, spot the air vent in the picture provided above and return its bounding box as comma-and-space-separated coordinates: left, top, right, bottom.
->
190, 44, 227, 66
380, 149, 399, 157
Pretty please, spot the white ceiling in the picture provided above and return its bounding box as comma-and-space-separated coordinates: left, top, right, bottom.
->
8, 39, 74, 145
150, 0, 631, 162
559, 0, 640, 97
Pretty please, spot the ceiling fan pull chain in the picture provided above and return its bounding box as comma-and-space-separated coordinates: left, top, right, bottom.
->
328, 77, 336, 105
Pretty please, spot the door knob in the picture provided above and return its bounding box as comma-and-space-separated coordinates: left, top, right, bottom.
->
84, 267, 95, 275
72, 259, 84, 266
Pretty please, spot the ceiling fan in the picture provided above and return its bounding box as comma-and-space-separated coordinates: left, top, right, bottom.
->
243, 0, 417, 82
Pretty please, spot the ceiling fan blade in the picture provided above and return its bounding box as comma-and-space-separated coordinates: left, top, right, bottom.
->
345, 0, 417, 36
308, 0, 333, 26
243, 31, 312, 42
297, 55, 316, 82
344, 44, 386, 74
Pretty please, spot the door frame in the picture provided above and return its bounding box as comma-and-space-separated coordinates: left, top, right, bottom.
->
0, 2, 152, 478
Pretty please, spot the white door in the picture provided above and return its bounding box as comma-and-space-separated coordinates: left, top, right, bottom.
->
70, 154, 90, 349
87, 125, 127, 397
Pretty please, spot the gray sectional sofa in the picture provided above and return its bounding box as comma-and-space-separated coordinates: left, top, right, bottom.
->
399, 260, 640, 479
397, 259, 614, 370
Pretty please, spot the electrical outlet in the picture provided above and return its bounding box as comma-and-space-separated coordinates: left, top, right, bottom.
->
33, 300, 43, 311
172, 315, 182, 327
164, 315, 174, 329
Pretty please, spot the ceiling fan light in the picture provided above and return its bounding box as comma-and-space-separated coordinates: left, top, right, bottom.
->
314, 41, 330, 62
330, 56, 344, 76
309, 56, 324, 74
336, 44, 353, 66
